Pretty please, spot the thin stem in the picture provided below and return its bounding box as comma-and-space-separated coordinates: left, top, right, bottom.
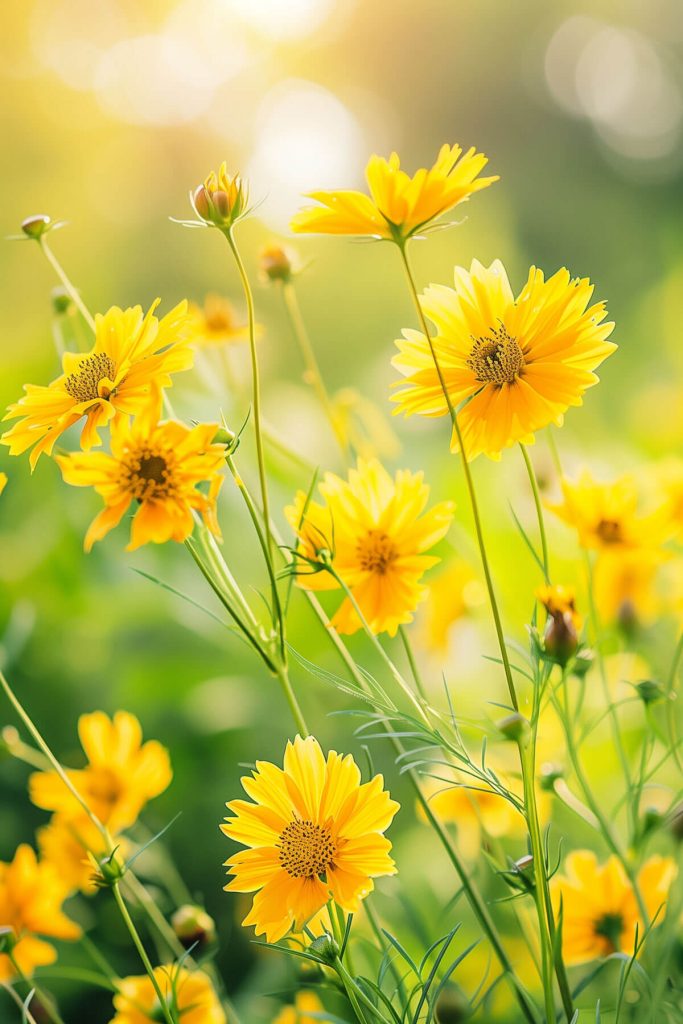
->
397, 243, 518, 712
281, 281, 350, 459
38, 238, 96, 332
9, 955, 65, 1024
398, 626, 428, 702
275, 660, 309, 736
112, 884, 176, 1024
2, 981, 39, 1024
665, 631, 683, 773
363, 902, 408, 1006
334, 957, 390, 1024
519, 444, 550, 582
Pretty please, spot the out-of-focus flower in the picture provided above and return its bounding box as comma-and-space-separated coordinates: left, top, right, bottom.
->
392, 260, 615, 461
190, 162, 249, 230
593, 548, 666, 628
259, 243, 297, 284
37, 814, 129, 895
646, 458, 683, 535
546, 469, 669, 550
274, 991, 330, 1024
0, 844, 81, 981
1, 301, 192, 470
56, 409, 225, 551
551, 850, 676, 965
418, 774, 524, 859
221, 735, 399, 942
187, 294, 254, 347
171, 905, 216, 951
285, 457, 454, 636
537, 584, 582, 664
0, 473, 6, 495
30, 711, 171, 834
421, 558, 485, 651
291, 143, 497, 242
109, 966, 225, 1024
329, 388, 401, 462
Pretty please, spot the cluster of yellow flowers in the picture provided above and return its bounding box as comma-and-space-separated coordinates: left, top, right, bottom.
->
1, 140, 681, 1023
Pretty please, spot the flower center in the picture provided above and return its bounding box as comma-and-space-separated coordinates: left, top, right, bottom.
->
593, 911, 624, 952
85, 768, 123, 811
278, 819, 336, 879
64, 353, 116, 403
123, 449, 175, 502
596, 518, 623, 544
356, 530, 398, 575
467, 325, 525, 385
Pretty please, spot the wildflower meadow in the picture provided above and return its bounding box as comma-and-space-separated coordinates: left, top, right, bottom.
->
1, 3, 682, 1023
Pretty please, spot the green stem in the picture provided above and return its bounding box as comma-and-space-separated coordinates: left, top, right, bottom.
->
275, 660, 309, 736
38, 238, 96, 333
519, 443, 550, 582
1, 980, 39, 1024
334, 957, 390, 1024
112, 884, 176, 1024
364, 902, 408, 1006
9, 955, 65, 1024
397, 242, 518, 712
282, 281, 350, 459
398, 626, 428, 702
665, 631, 683, 774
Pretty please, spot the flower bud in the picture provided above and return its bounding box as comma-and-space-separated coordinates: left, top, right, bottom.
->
497, 712, 530, 744
259, 243, 295, 284
21, 214, 52, 239
635, 679, 664, 706
213, 426, 236, 448
51, 286, 74, 316
88, 848, 126, 889
435, 985, 471, 1023
514, 853, 535, 880
539, 762, 563, 791
171, 905, 216, 951
0, 926, 16, 955
190, 163, 249, 229
308, 931, 340, 965
536, 584, 582, 667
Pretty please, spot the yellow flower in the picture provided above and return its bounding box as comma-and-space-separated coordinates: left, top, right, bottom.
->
37, 814, 129, 895
593, 548, 665, 627
418, 776, 524, 860
0, 844, 81, 981
0, 473, 6, 495
110, 966, 225, 1024
188, 294, 253, 347
647, 457, 683, 534
551, 850, 676, 966
191, 162, 249, 229
285, 457, 454, 636
291, 143, 497, 242
1, 301, 192, 470
274, 991, 330, 1024
546, 469, 667, 550
30, 710, 172, 833
221, 735, 399, 942
420, 558, 485, 651
56, 409, 225, 551
392, 260, 616, 461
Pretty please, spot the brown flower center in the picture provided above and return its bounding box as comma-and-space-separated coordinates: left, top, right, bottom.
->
596, 518, 623, 544
278, 818, 336, 879
64, 353, 117, 403
467, 325, 525, 385
356, 530, 398, 575
122, 448, 175, 502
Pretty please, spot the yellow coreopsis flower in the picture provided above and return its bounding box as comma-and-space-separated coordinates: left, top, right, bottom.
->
285, 457, 454, 636
110, 966, 225, 1024
37, 814, 129, 895
392, 260, 616, 461
1, 301, 192, 470
546, 469, 668, 550
421, 558, 485, 651
221, 735, 399, 943
291, 143, 497, 242
418, 776, 525, 860
274, 991, 330, 1024
187, 294, 253, 347
593, 548, 665, 627
551, 851, 676, 966
0, 844, 81, 981
30, 711, 172, 834
56, 409, 225, 551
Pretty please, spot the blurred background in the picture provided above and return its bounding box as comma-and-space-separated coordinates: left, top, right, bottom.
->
1, 0, 682, 1020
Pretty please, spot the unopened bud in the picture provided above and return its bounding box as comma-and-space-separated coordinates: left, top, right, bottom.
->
543, 610, 579, 666
308, 932, 340, 965
635, 679, 664, 706
51, 286, 74, 315
89, 848, 126, 889
0, 926, 16, 955
641, 806, 663, 839
171, 904, 216, 951
570, 647, 594, 679
192, 186, 211, 221
213, 426, 236, 448
540, 762, 563, 791
435, 986, 471, 1023
21, 215, 51, 239
514, 854, 535, 879
259, 243, 295, 284
497, 712, 530, 744
0, 726, 19, 754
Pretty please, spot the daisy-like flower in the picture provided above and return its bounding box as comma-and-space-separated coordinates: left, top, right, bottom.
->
30, 710, 172, 834
221, 735, 399, 943
109, 966, 225, 1024
291, 143, 497, 242
187, 294, 253, 348
420, 558, 485, 651
274, 991, 330, 1024
418, 775, 525, 860
1, 301, 192, 470
0, 844, 81, 981
593, 548, 665, 628
551, 850, 676, 966
391, 259, 616, 461
37, 814, 129, 895
285, 457, 454, 636
56, 409, 225, 551
546, 469, 669, 550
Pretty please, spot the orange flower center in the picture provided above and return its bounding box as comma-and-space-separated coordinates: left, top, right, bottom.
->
122, 447, 176, 502
356, 530, 398, 575
64, 353, 116, 402
467, 325, 525, 385
278, 819, 336, 879
596, 518, 623, 544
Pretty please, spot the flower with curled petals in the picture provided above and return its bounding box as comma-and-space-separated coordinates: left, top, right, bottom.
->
221, 735, 399, 943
